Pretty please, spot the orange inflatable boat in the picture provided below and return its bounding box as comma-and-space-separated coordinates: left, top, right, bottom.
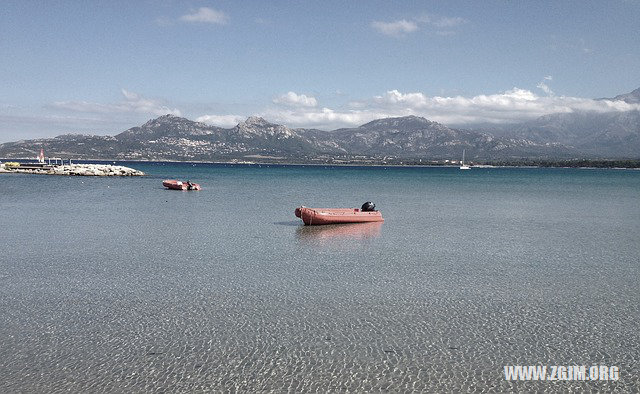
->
295, 202, 383, 225
162, 179, 201, 190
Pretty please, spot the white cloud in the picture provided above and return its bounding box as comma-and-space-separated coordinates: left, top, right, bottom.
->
374, 90, 429, 106
50, 89, 182, 117
536, 82, 554, 96
120, 89, 182, 115
180, 7, 228, 24
432, 16, 467, 28
254, 88, 640, 130
373, 88, 640, 124
195, 108, 382, 131
536, 76, 554, 96
48, 87, 640, 135
370, 14, 466, 38
196, 114, 245, 128
269, 108, 380, 127
371, 20, 418, 37
348, 101, 368, 109
273, 91, 318, 107
415, 13, 467, 35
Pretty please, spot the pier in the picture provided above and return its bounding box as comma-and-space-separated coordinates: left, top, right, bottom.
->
0, 162, 144, 176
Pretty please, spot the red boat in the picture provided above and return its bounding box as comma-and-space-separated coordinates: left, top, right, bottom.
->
295, 203, 384, 225
162, 179, 201, 191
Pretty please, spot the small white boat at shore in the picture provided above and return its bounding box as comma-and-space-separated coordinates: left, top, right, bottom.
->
460, 149, 470, 170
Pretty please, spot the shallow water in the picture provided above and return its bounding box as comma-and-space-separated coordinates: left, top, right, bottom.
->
1, 163, 639, 392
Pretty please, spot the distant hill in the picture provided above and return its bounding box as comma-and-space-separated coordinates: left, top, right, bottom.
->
300, 116, 571, 159
478, 87, 640, 158
0, 114, 574, 162
108, 114, 344, 160
508, 110, 640, 157
2, 87, 640, 162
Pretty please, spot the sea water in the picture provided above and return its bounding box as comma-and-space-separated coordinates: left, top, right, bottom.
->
1, 163, 639, 392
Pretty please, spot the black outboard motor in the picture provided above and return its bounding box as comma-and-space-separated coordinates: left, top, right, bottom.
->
361, 201, 376, 212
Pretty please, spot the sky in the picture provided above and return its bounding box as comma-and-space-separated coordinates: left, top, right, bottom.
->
1, 0, 639, 142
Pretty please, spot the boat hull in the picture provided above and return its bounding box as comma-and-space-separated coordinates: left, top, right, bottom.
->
295, 206, 384, 225
162, 179, 201, 191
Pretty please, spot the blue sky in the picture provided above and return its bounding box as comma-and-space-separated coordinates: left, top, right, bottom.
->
1, 0, 639, 141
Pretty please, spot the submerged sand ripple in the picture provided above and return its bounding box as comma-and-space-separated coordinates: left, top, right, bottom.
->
1, 167, 639, 392
1, 274, 638, 392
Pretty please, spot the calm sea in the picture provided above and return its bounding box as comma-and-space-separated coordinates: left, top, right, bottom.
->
1, 163, 639, 392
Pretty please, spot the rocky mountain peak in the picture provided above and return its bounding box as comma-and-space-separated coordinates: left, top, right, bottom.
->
602, 87, 640, 104
117, 114, 214, 139
234, 116, 295, 138
159, 114, 179, 119
140, 114, 188, 128
614, 87, 640, 104
243, 116, 270, 127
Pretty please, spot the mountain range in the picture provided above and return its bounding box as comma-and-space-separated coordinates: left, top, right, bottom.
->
1, 88, 639, 162
488, 88, 640, 157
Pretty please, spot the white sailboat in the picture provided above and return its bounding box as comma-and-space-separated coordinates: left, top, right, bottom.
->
460, 149, 470, 170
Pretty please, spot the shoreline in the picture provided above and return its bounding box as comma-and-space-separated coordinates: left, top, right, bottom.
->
2, 157, 640, 170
